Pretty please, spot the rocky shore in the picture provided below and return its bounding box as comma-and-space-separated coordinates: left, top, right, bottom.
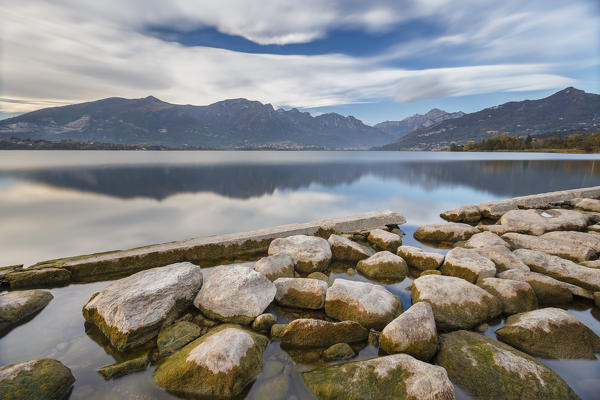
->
2, 186, 600, 399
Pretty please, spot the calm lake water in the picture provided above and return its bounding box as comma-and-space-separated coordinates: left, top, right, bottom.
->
1, 150, 600, 399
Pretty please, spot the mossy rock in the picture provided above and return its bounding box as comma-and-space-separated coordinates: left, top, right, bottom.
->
322, 343, 355, 361
0, 358, 75, 400
414, 223, 479, 242
97, 353, 149, 380
251, 313, 277, 331
5, 268, 71, 289
356, 251, 408, 280
271, 323, 288, 338
420, 269, 441, 276
0, 289, 53, 334
153, 324, 269, 399
435, 330, 580, 400
157, 321, 203, 358
280, 318, 368, 348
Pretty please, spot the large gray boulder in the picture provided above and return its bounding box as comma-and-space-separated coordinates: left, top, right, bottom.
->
153, 324, 268, 399
0, 358, 75, 400
367, 229, 402, 252
325, 279, 401, 330
502, 232, 594, 262
194, 263, 276, 324
499, 208, 589, 235
440, 247, 496, 283
379, 302, 437, 361
268, 235, 332, 273
497, 269, 573, 305
273, 278, 327, 309
515, 249, 600, 291
412, 275, 501, 330
414, 222, 479, 242
0, 289, 53, 334
464, 231, 509, 249
356, 251, 408, 280
396, 245, 444, 270
83, 262, 202, 351
496, 308, 600, 359
302, 354, 455, 400
328, 234, 372, 262
441, 204, 481, 223
542, 230, 600, 253
436, 330, 579, 400
474, 245, 529, 272
477, 277, 538, 314
253, 253, 294, 281
280, 318, 368, 348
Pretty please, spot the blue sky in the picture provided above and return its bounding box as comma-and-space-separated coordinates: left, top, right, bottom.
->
1, 1, 599, 123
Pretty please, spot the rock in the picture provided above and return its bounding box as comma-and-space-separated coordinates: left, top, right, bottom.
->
500, 208, 589, 235
514, 248, 600, 291
414, 222, 479, 242
153, 324, 268, 399
193, 314, 219, 328
581, 260, 600, 269
307, 271, 329, 283
0, 289, 53, 333
412, 275, 501, 330
328, 234, 372, 262
379, 302, 437, 361
542, 230, 600, 252
253, 253, 295, 281
571, 197, 600, 212
0, 358, 75, 400
436, 330, 579, 400
268, 235, 332, 273
280, 318, 368, 348
595, 292, 600, 307
157, 321, 203, 357
477, 278, 538, 314
83, 262, 202, 351
587, 224, 600, 233
302, 353, 455, 400
497, 269, 573, 305
396, 245, 444, 270
322, 343, 355, 361
474, 245, 529, 272
495, 308, 600, 359
420, 269, 441, 276
325, 279, 401, 330
464, 231, 509, 249
252, 313, 277, 331
274, 278, 327, 310
194, 263, 275, 325
502, 232, 594, 262
270, 323, 287, 338
440, 247, 496, 283
367, 229, 402, 252
97, 353, 149, 379
477, 224, 515, 235
356, 251, 408, 280
251, 374, 290, 400
4, 268, 71, 289
440, 205, 481, 223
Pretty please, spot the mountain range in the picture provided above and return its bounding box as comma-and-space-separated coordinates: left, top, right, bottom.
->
1, 87, 598, 150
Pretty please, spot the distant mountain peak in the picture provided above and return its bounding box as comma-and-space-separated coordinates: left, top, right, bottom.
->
374, 108, 465, 140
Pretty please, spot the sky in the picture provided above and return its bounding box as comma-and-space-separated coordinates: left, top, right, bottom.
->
1, 0, 599, 124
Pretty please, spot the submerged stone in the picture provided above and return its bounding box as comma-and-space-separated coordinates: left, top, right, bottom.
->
477, 277, 538, 315
396, 245, 444, 270
157, 321, 203, 358
440, 247, 496, 283
497, 269, 573, 305
356, 251, 408, 280
97, 353, 149, 380
322, 343, 355, 361
268, 235, 332, 273
499, 208, 589, 236
502, 232, 594, 262
414, 222, 479, 242
0, 289, 53, 334
0, 358, 75, 400
328, 234, 371, 262
280, 318, 368, 348
367, 229, 402, 252
253, 253, 295, 281
274, 278, 327, 310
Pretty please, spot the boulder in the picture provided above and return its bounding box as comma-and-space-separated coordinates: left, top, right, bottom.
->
274, 278, 327, 310
397, 245, 444, 270
412, 275, 501, 330
571, 197, 600, 212
435, 330, 579, 400
0, 289, 53, 333
587, 224, 600, 233
157, 321, 203, 358
194, 263, 275, 324
83, 262, 202, 351
367, 229, 402, 252
499, 208, 589, 235
325, 279, 401, 330
268, 235, 332, 273
307, 271, 330, 283
253, 253, 294, 281
502, 232, 594, 262
0, 358, 75, 400
379, 302, 437, 361
514, 249, 600, 291
251, 313, 277, 331
474, 245, 529, 272
420, 269, 441, 276
440, 247, 496, 283
477, 224, 515, 235
356, 251, 408, 280
270, 323, 287, 338
477, 277, 538, 314
542, 230, 600, 252
464, 231, 509, 249
280, 318, 368, 348
328, 234, 372, 262
97, 353, 149, 379
414, 222, 479, 242
302, 354, 455, 400
4, 268, 71, 289
153, 324, 268, 399
440, 204, 481, 223
496, 308, 600, 359
497, 269, 573, 305
322, 343, 356, 361
581, 260, 600, 269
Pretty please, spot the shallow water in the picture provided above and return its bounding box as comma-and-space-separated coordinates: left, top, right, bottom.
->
1, 150, 600, 399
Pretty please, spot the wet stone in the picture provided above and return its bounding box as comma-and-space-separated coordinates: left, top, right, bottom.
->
328, 234, 372, 262
356, 251, 408, 280
253, 253, 295, 281
571, 197, 600, 212
440, 247, 496, 283
0, 358, 76, 400
440, 204, 481, 223
280, 318, 368, 348
397, 245, 444, 270
542, 230, 600, 253
367, 229, 403, 252
0, 289, 53, 334
157, 321, 203, 358
268, 235, 332, 273
98, 353, 149, 379
502, 232, 595, 262
271, 323, 287, 338
464, 231, 509, 249
307, 272, 329, 284
414, 222, 479, 242
251, 313, 277, 332
477, 277, 538, 315
474, 245, 530, 272
274, 278, 327, 310
4, 268, 71, 289
322, 343, 356, 361
497, 269, 573, 305
499, 208, 589, 236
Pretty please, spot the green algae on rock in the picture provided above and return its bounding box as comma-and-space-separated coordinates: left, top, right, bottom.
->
4, 268, 71, 289
356, 251, 408, 280
251, 313, 277, 332
435, 330, 580, 400
97, 353, 149, 380
0, 358, 75, 400
414, 222, 479, 242
153, 324, 268, 399
157, 321, 204, 358
367, 229, 402, 252
0, 289, 53, 334
322, 343, 355, 361
280, 318, 368, 348
397, 245, 444, 271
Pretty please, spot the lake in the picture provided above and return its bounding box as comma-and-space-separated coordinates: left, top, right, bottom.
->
1, 150, 600, 399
